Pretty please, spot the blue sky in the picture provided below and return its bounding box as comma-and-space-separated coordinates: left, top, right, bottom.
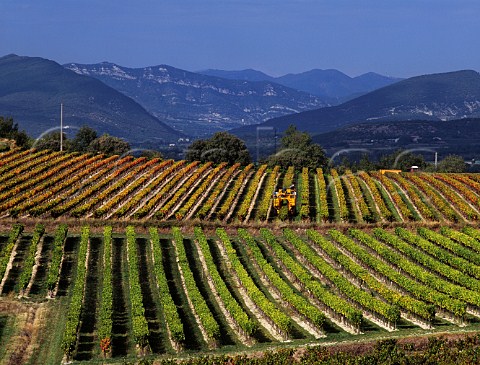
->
1, 0, 479, 78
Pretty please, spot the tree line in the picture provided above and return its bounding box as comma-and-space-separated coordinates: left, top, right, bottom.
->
185, 124, 467, 173
335, 150, 467, 173
0, 116, 470, 172
0, 117, 132, 156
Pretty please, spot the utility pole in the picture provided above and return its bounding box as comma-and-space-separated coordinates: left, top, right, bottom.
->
60, 103, 63, 152
274, 128, 277, 154
434, 152, 438, 169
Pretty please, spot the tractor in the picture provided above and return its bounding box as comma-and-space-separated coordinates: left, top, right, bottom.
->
272, 185, 297, 216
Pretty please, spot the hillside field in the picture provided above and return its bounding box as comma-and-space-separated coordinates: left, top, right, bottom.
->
2, 149, 480, 364
2, 149, 480, 223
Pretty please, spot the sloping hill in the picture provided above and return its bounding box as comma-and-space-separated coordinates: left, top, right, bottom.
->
233, 70, 480, 139
0, 54, 182, 144
313, 118, 480, 160
65, 62, 327, 137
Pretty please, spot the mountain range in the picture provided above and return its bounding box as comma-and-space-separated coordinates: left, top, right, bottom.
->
232, 70, 480, 139
199, 68, 401, 102
0, 54, 181, 144
64, 62, 328, 137
1, 53, 480, 159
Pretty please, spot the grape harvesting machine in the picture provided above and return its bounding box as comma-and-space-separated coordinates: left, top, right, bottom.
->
272, 185, 297, 215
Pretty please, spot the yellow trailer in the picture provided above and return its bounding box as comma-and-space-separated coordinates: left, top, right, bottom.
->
379, 169, 402, 175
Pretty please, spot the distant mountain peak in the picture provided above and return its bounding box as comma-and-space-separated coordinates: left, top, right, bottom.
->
200, 67, 401, 102
0, 53, 20, 59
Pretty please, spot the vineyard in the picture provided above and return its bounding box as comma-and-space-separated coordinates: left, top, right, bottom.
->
3, 148, 480, 364
1, 223, 480, 363
1, 149, 480, 223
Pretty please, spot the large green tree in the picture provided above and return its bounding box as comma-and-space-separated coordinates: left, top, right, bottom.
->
87, 134, 130, 156
34, 131, 67, 151
0, 116, 30, 148
68, 125, 98, 152
186, 132, 251, 165
436, 154, 466, 173
267, 125, 327, 169
357, 153, 376, 172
